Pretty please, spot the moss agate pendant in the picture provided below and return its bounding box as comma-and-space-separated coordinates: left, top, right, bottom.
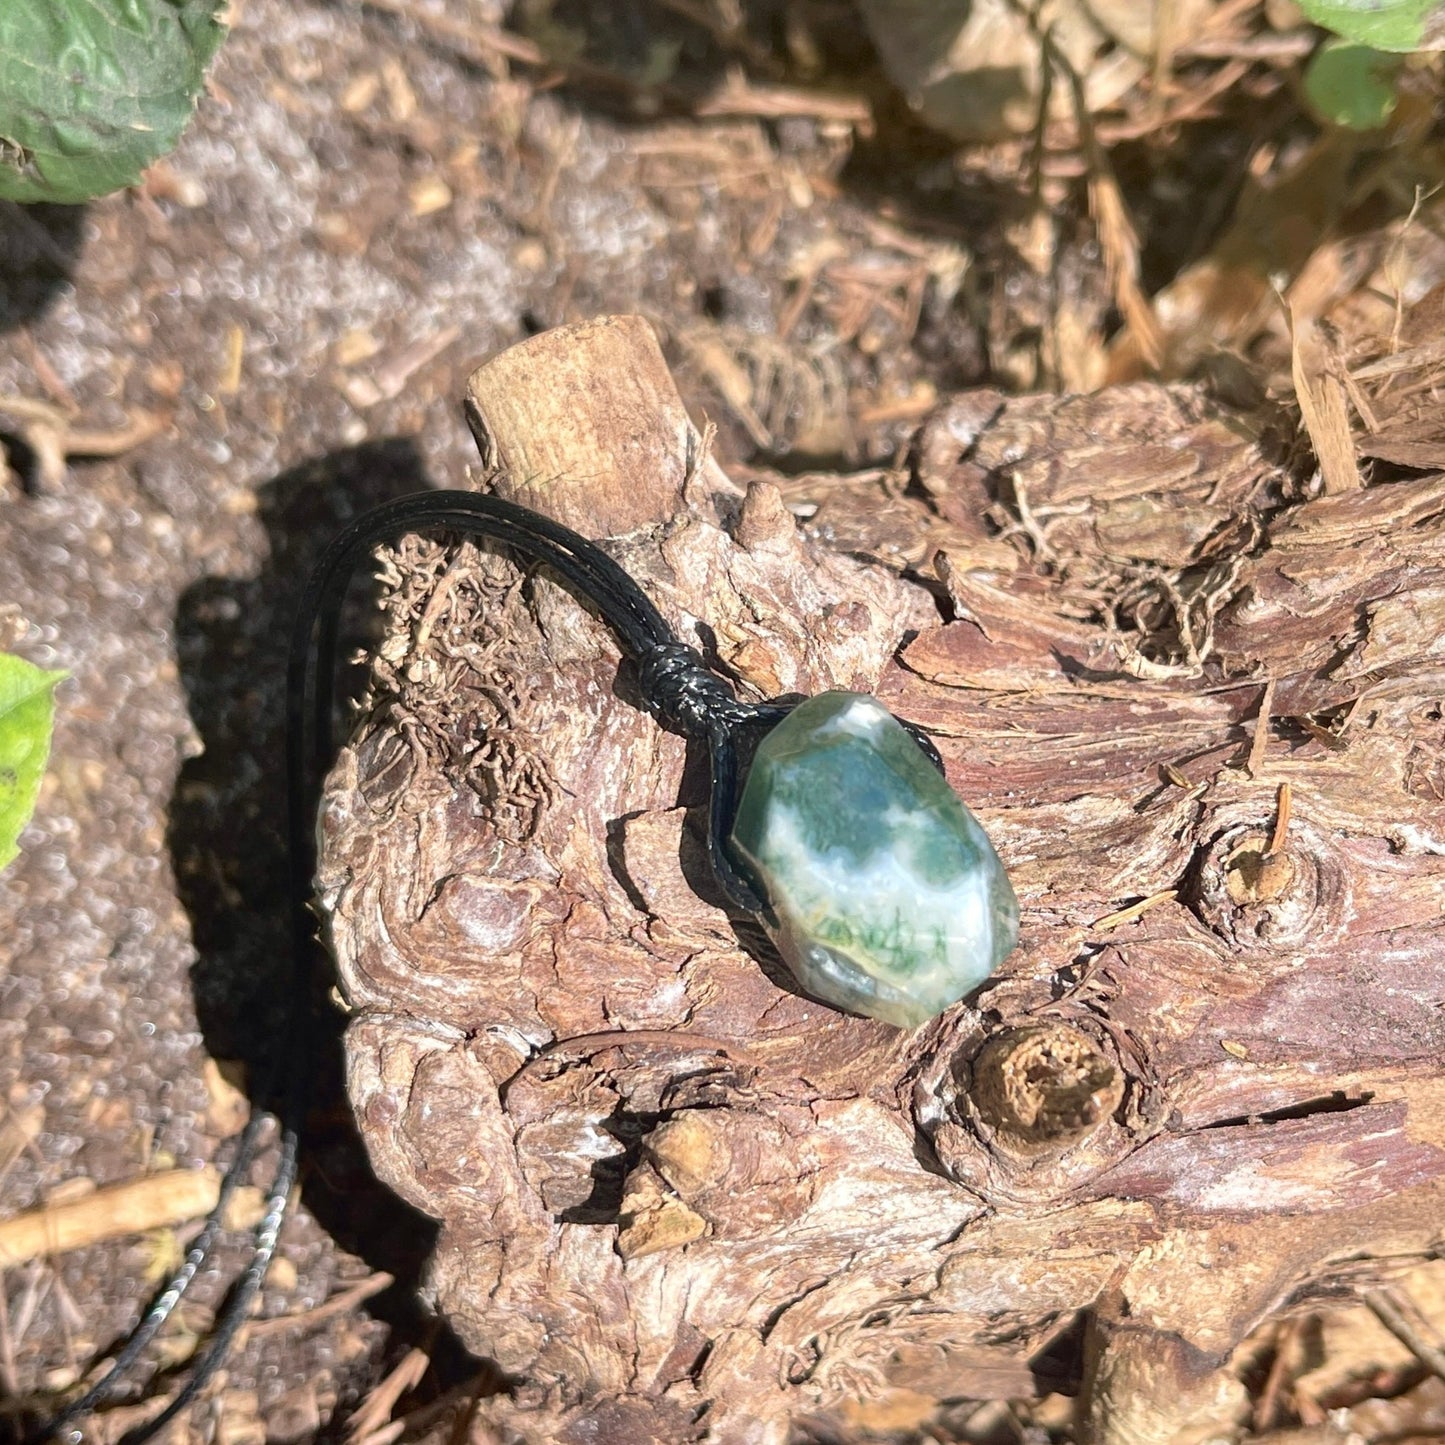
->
728, 692, 1018, 1028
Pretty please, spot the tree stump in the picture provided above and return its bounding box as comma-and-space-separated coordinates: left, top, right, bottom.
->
317, 314, 1445, 1444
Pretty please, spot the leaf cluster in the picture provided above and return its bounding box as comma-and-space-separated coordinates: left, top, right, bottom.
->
0, 654, 64, 871
0, 0, 226, 204
1297, 0, 1444, 128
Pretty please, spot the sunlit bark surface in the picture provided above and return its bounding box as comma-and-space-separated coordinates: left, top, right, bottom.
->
319, 316, 1445, 1445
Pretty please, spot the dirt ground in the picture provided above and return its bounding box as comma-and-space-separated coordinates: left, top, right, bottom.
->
1, 1, 1443, 1442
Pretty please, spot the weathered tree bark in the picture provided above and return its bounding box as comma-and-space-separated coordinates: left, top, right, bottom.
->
318, 314, 1445, 1444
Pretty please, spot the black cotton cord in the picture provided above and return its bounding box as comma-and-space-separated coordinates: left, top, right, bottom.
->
26, 1114, 269, 1445
109, 1132, 299, 1445
33, 486, 946, 1442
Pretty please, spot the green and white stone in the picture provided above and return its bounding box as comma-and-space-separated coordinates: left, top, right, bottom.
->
729, 691, 1018, 1028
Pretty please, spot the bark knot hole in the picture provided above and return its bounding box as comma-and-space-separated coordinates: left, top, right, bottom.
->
970, 1024, 1123, 1155
1224, 835, 1297, 905
1189, 813, 1344, 949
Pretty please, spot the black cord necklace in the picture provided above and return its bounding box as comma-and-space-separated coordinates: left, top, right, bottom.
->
32, 487, 1017, 1444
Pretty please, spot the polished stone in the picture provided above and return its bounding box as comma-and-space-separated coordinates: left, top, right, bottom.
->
729, 691, 1018, 1027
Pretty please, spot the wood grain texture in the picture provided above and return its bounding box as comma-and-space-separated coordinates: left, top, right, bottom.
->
318, 317, 1445, 1445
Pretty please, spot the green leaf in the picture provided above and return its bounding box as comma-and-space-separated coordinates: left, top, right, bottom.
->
0, 0, 227, 204
1296, 0, 1445, 52
0, 654, 65, 871
1304, 40, 1404, 127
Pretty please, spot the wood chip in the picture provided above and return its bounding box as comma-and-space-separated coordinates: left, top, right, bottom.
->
1089, 164, 1163, 371
0, 1104, 43, 1179
1246, 675, 1275, 777
45, 1177, 97, 1206
408, 176, 453, 217
694, 66, 872, 128
1050, 34, 1163, 370
268, 1254, 299, 1293
616, 1196, 707, 1259
359, 0, 543, 72
1351, 336, 1445, 381
856, 381, 938, 428
243, 1271, 394, 1342
204, 1057, 251, 1136
25, 339, 77, 410
1092, 889, 1178, 931
0, 1168, 223, 1267
380, 58, 417, 122
0, 396, 166, 489
1265, 781, 1292, 858
1365, 1287, 1445, 1382
372, 325, 459, 400
1291, 305, 1359, 493
341, 72, 381, 112
348, 1340, 430, 1442
335, 329, 382, 367
218, 324, 245, 396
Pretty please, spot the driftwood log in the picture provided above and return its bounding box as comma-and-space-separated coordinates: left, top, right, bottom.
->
317, 315, 1445, 1444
